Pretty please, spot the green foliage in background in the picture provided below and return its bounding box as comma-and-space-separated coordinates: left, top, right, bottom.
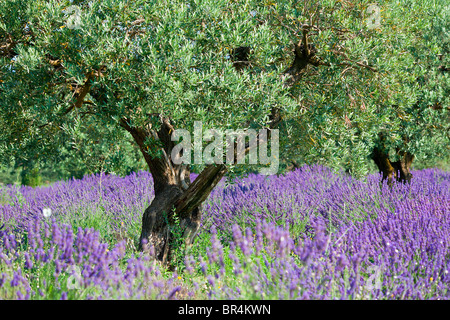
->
0, 0, 448, 184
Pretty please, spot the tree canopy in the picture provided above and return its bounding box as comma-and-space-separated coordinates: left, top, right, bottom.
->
1, 0, 449, 263
1, 0, 448, 180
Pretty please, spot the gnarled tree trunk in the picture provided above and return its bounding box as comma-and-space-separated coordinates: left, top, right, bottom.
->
119, 116, 227, 267
390, 150, 414, 183
371, 134, 414, 185
139, 163, 227, 265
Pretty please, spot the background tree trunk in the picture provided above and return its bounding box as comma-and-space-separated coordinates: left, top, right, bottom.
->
371, 134, 414, 185
391, 150, 414, 183
371, 145, 395, 185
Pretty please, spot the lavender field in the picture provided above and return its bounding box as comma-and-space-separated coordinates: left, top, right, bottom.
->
0, 165, 449, 300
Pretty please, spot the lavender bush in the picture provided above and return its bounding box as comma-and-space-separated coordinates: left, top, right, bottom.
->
0, 165, 449, 299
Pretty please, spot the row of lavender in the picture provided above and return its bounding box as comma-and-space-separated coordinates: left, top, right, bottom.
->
0, 165, 449, 299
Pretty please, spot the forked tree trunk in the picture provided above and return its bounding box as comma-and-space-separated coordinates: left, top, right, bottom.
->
119, 117, 227, 267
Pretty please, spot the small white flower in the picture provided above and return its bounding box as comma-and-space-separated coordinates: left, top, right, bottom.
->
42, 208, 52, 218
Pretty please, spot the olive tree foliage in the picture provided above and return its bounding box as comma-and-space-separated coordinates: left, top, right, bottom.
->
1, 0, 448, 176
1, 0, 448, 264
280, 0, 449, 179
